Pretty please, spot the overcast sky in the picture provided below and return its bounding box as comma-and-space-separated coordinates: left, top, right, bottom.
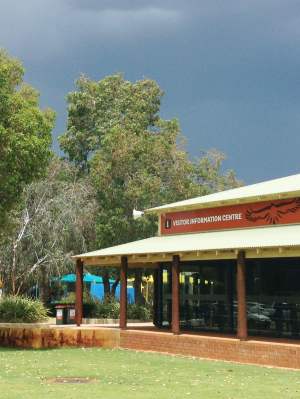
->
1, 0, 300, 183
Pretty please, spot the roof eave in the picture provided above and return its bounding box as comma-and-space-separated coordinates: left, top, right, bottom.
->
73, 245, 300, 267
145, 190, 300, 215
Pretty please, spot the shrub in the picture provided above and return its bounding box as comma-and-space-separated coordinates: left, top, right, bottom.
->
54, 292, 152, 320
92, 298, 120, 319
127, 303, 151, 321
58, 294, 121, 319
59, 291, 94, 305
0, 296, 49, 323
91, 298, 152, 321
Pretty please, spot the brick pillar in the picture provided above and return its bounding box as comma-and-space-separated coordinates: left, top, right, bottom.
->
237, 250, 247, 340
120, 256, 128, 329
75, 259, 83, 326
172, 255, 180, 334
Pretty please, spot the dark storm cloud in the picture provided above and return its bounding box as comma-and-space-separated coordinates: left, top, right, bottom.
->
67, 0, 180, 11
1, 0, 300, 182
0, 0, 298, 63
0, 0, 183, 62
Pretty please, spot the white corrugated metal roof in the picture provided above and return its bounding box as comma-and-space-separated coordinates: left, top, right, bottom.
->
74, 224, 300, 260
146, 173, 300, 213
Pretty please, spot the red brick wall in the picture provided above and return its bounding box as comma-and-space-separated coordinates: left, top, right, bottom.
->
120, 330, 300, 369
1, 324, 300, 369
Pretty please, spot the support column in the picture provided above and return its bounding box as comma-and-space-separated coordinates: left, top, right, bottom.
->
75, 259, 83, 326
120, 256, 128, 329
237, 250, 247, 340
172, 255, 180, 334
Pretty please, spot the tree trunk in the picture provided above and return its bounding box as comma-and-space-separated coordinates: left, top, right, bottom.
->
11, 242, 18, 295
39, 265, 50, 305
111, 277, 120, 297
134, 270, 145, 305
102, 270, 111, 299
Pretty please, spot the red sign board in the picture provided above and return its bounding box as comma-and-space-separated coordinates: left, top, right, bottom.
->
160, 197, 300, 235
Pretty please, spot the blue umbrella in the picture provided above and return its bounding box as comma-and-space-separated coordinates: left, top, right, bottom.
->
60, 273, 108, 283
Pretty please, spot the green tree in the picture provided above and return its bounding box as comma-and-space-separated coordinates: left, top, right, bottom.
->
60, 74, 241, 301
0, 50, 55, 227
59, 74, 162, 172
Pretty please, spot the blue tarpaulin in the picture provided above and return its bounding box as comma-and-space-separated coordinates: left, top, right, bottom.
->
90, 282, 134, 303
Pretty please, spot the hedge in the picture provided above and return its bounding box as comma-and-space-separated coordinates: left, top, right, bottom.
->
0, 296, 49, 323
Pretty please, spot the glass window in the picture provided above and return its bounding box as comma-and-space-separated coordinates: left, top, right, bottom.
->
158, 257, 300, 339
159, 260, 235, 333
179, 261, 235, 333
245, 258, 300, 338
158, 265, 172, 328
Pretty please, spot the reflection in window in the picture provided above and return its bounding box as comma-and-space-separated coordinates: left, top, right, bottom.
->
179, 262, 234, 333
160, 261, 235, 333
161, 268, 172, 327
158, 258, 300, 339
245, 258, 300, 338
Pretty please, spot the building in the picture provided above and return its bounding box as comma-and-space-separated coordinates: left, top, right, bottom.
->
73, 173, 300, 341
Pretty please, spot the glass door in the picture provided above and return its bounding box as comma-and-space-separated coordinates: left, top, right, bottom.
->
159, 260, 235, 333
179, 262, 235, 333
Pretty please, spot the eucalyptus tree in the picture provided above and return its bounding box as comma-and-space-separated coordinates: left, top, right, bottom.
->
0, 158, 98, 300
60, 74, 241, 301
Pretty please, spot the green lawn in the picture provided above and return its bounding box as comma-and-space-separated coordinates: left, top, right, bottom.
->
0, 347, 299, 399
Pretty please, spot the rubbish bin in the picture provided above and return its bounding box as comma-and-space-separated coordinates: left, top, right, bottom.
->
66, 305, 76, 325
55, 305, 67, 325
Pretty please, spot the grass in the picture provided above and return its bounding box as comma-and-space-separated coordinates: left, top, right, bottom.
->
0, 347, 299, 399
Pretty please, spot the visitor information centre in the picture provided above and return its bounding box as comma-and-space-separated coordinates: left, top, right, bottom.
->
73, 173, 300, 341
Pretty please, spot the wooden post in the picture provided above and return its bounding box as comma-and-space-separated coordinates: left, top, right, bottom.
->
237, 250, 247, 340
75, 259, 83, 326
120, 256, 128, 329
172, 255, 180, 334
